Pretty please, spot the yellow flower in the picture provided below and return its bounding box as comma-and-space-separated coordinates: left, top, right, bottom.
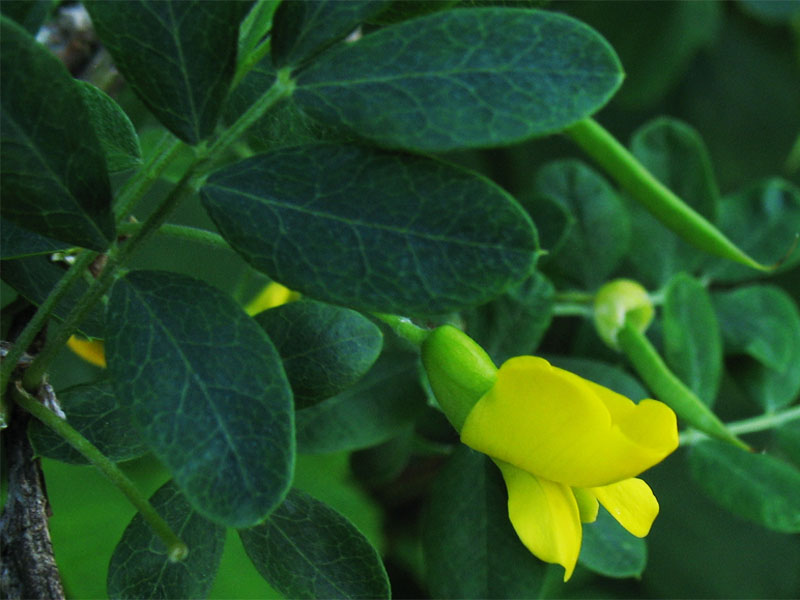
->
422, 326, 678, 581
244, 281, 300, 316
67, 335, 106, 368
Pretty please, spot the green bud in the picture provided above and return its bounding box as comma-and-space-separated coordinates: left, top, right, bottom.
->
421, 325, 497, 431
594, 279, 654, 350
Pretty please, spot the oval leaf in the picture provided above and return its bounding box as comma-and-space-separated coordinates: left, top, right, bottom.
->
255, 300, 383, 408
533, 159, 630, 288
688, 440, 800, 533
105, 270, 293, 527
0, 17, 114, 250
272, 0, 391, 68
76, 81, 142, 172
423, 446, 547, 598
713, 285, 800, 411
293, 8, 623, 152
85, 0, 249, 144
0, 218, 69, 259
29, 378, 148, 464
579, 507, 647, 578
239, 488, 390, 600
200, 143, 538, 315
296, 352, 426, 454
1, 255, 105, 338
663, 273, 722, 407
107, 480, 226, 600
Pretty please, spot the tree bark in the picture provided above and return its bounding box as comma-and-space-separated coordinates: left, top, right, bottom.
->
0, 407, 65, 600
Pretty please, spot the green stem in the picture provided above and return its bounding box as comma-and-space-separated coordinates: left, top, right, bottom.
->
114, 131, 185, 222
12, 382, 187, 561
372, 313, 430, 347
680, 404, 800, 447
617, 321, 750, 451
0, 251, 98, 397
22, 170, 200, 391
565, 118, 770, 272
118, 222, 230, 250
552, 303, 593, 317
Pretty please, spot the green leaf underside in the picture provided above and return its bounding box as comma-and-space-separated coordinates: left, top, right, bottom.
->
105, 270, 293, 528
775, 420, 800, 466
579, 507, 647, 578
688, 440, 800, 534
713, 285, 800, 411
423, 447, 547, 598
85, 0, 247, 144
294, 8, 623, 152
0, 17, 114, 251
239, 488, 390, 600
704, 178, 800, 282
254, 300, 383, 409
464, 271, 554, 364
295, 352, 426, 454
76, 81, 142, 172
534, 159, 630, 288
663, 273, 722, 407
271, 0, 391, 68
0, 218, 68, 259
107, 480, 226, 599
1, 255, 105, 338
201, 143, 538, 315
29, 379, 148, 465
626, 117, 719, 287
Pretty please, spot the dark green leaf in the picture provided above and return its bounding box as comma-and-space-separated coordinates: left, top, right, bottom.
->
0, 218, 68, 259
201, 143, 538, 315
579, 507, 647, 578
626, 117, 719, 287
295, 352, 426, 454
713, 285, 800, 411
0, 17, 114, 251
237, 0, 280, 61
663, 273, 722, 406
775, 420, 800, 466
107, 480, 226, 600
29, 378, 148, 464
533, 160, 630, 288
294, 8, 623, 152
254, 300, 383, 408
271, 0, 390, 68
546, 356, 649, 402
105, 270, 293, 527
737, 0, 800, 24
1, 255, 105, 338
703, 179, 800, 282
366, 0, 457, 25
239, 488, 390, 600
76, 81, 141, 172
85, 0, 249, 144
464, 271, 554, 364
423, 446, 546, 598
688, 439, 800, 533
349, 428, 413, 487
0, 0, 52, 34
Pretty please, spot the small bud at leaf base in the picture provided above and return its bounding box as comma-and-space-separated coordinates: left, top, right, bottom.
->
593, 279, 654, 350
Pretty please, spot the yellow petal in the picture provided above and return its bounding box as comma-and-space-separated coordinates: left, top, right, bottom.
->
495, 460, 581, 582
572, 487, 599, 523
244, 282, 298, 316
66, 336, 106, 368
461, 356, 678, 487
590, 478, 659, 537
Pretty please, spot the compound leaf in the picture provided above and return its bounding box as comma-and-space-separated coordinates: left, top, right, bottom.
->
254, 300, 383, 408
0, 17, 114, 250
239, 488, 390, 599
200, 143, 538, 316
105, 270, 293, 527
85, 0, 249, 144
107, 480, 226, 600
294, 8, 623, 152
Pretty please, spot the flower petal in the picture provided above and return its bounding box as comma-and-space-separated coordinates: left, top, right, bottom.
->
495, 460, 581, 582
573, 487, 599, 523
591, 478, 659, 537
67, 335, 106, 368
461, 356, 678, 487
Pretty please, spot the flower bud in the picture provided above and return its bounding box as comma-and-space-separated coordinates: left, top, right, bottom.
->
421, 325, 497, 431
593, 279, 654, 350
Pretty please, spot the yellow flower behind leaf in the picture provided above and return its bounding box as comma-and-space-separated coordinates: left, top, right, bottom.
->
244, 281, 300, 316
421, 325, 679, 582
67, 335, 106, 368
